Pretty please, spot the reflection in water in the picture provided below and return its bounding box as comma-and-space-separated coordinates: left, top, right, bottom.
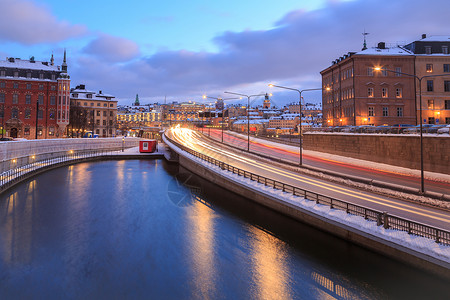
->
248, 225, 291, 300
188, 198, 217, 298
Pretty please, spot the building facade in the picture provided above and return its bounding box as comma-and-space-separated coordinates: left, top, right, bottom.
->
69, 85, 118, 137
0, 52, 70, 139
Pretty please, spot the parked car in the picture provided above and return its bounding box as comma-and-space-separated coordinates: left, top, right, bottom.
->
403, 124, 434, 134
366, 125, 392, 134
388, 124, 414, 134
341, 126, 356, 133
355, 125, 373, 133
427, 124, 447, 133
0, 137, 13, 141
437, 125, 450, 134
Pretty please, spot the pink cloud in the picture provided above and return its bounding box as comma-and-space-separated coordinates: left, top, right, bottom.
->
83, 34, 140, 62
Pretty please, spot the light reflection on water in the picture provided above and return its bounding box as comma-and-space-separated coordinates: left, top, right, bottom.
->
0, 160, 448, 299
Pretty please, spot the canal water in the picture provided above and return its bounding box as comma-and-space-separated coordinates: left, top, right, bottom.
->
0, 160, 448, 299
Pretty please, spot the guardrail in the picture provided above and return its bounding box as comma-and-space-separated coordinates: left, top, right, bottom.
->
165, 133, 450, 246
0, 147, 136, 194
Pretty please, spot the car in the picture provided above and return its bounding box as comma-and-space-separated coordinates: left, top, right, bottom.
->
403, 124, 434, 134
437, 125, 450, 134
354, 125, 373, 133
341, 126, 356, 133
0, 137, 14, 141
427, 124, 446, 133
388, 124, 414, 134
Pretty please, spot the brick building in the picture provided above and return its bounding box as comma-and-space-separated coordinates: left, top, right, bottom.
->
321, 35, 450, 127
0, 52, 70, 138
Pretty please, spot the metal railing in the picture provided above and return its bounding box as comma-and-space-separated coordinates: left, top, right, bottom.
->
165, 133, 450, 246
0, 148, 129, 193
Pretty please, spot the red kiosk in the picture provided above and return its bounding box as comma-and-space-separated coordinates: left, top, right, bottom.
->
139, 140, 157, 153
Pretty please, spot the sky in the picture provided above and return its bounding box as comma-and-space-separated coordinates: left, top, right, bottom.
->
0, 0, 449, 107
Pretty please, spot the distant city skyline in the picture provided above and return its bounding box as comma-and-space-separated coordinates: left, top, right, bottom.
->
1, 0, 449, 106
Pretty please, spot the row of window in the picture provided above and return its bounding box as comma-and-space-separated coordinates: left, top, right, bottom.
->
0, 93, 56, 105
424, 46, 448, 55
73, 100, 114, 107
426, 64, 450, 73
0, 82, 57, 91
367, 87, 403, 98
94, 119, 115, 126
0, 108, 54, 119
427, 99, 450, 109
0, 70, 57, 81
426, 80, 450, 92
368, 106, 404, 117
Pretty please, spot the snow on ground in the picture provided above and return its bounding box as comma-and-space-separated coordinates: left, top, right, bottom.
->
225, 130, 450, 183
164, 136, 450, 264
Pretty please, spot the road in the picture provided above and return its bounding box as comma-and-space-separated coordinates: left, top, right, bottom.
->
201, 128, 450, 196
168, 127, 450, 230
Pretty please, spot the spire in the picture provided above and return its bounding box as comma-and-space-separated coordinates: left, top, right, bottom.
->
50, 52, 54, 66
362, 30, 369, 51
61, 48, 67, 73
134, 94, 140, 106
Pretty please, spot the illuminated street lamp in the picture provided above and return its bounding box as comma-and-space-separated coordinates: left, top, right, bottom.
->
374, 67, 449, 193
269, 84, 326, 166
203, 95, 241, 143
224, 91, 266, 152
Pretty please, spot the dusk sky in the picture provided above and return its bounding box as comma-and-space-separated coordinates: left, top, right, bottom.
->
1, 0, 449, 106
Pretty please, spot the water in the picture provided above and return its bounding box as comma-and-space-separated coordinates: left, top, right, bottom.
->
0, 160, 448, 299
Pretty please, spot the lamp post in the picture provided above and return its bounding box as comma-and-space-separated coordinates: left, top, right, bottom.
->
225, 92, 265, 152
35, 99, 39, 139
374, 67, 449, 193
203, 95, 241, 143
269, 84, 324, 166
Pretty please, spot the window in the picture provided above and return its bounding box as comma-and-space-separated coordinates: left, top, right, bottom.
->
49, 127, 55, 136
426, 64, 433, 72
395, 67, 402, 76
24, 127, 30, 135
49, 110, 55, 120
103, 129, 106, 136
39, 73, 44, 80
110, 111, 113, 116
0, 71, 5, 77
12, 94, 18, 104
96, 129, 100, 134
51, 85, 56, 91
0, 82, 4, 88
11, 108, 18, 118
396, 88, 402, 98
103, 111, 107, 117
103, 120, 106, 126
110, 104, 113, 107
0, 93, 4, 103
14, 71, 18, 77
38, 94, 44, 105
25, 108, 31, 119
445, 81, 450, 92
397, 107, 403, 117
62, 111, 65, 120
26, 94, 31, 104
50, 96, 56, 105
428, 117, 435, 124
368, 87, 374, 97
84, 102, 87, 106
97, 103, 101, 106
63, 96, 66, 105
37, 126, 43, 136
96, 119, 100, 125
0, 108, 3, 118
38, 109, 43, 119
27, 72, 31, 78
13, 83, 18, 89
427, 80, 434, 92
444, 64, 450, 73
96, 111, 100, 116
443, 46, 448, 55
51, 74, 56, 80
425, 46, 432, 54
381, 67, 388, 76
72, 93, 78, 98
382, 107, 388, 117
90, 103, 94, 106
445, 100, 450, 109
382, 88, 388, 98
428, 99, 434, 109
87, 94, 92, 98
367, 67, 373, 76
26, 83, 31, 89
103, 103, 106, 107
368, 106, 374, 116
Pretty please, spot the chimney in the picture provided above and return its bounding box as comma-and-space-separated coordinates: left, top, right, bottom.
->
377, 42, 386, 49
422, 34, 427, 39
99, 90, 102, 94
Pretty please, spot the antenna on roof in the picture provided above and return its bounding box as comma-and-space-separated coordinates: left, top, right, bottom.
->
362, 30, 369, 50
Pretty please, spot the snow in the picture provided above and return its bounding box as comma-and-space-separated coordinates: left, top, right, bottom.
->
164, 135, 450, 264
356, 46, 413, 56
0, 58, 59, 71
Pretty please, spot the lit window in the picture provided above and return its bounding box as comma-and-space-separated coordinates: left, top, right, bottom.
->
396, 88, 402, 98
382, 88, 388, 98
367, 67, 373, 76
426, 64, 433, 72
368, 106, 374, 116
368, 87, 374, 97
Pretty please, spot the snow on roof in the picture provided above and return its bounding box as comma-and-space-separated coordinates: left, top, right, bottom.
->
419, 36, 450, 42
233, 119, 269, 125
0, 58, 59, 71
356, 46, 413, 56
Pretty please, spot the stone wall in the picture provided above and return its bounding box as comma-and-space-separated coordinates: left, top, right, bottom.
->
303, 133, 450, 175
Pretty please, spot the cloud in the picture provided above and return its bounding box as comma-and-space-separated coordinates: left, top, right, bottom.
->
83, 34, 140, 62
70, 0, 450, 105
0, 0, 87, 45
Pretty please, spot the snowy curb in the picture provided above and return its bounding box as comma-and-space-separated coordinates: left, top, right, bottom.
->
164, 135, 450, 265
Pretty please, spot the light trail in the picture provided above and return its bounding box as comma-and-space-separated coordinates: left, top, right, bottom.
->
169, 128, 450, 226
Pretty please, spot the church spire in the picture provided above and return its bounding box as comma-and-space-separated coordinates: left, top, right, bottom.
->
362, 30, 369, 51
134, 94, 140, 106
61, 48, 67, 73
50, 52, 54, 66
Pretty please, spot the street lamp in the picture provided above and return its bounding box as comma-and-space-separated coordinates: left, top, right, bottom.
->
374, 67, 449, 193
269, 84, 325, 166
224, 91, 265, 152
203, 95, 241, 143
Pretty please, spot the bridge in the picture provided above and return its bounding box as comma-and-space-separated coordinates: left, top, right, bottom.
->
163, 126, 450, 277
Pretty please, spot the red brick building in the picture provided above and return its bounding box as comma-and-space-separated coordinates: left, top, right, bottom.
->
0, 51, 70, 139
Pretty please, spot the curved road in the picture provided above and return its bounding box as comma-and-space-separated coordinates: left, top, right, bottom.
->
168, 127, 450, 230
203, 129, 450, 195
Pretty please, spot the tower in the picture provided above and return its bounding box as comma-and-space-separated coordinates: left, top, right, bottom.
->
57, 49, 70, 137
263, 93, 271, 109
134, 94, 140, 106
